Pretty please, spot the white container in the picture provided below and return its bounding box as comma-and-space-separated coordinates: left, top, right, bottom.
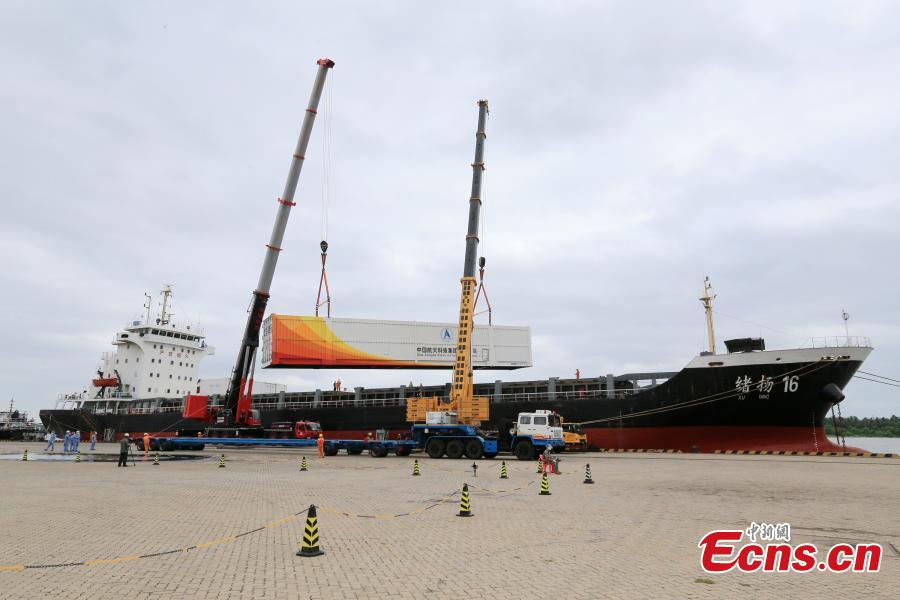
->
261, 315, 532, 370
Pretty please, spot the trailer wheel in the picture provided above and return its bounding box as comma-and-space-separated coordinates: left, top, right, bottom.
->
445, 439, 465, 459
426, 439, 445, 459
348, 447, 363, 455
324, 445, 339, 456
514, 440, 534, 461
464, 440, 483, 459
483, 452, 497, 459
395, 446, 412, 457
370, 445, 388, 458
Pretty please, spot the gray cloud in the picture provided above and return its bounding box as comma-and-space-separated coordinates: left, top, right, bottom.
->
2, 1, 898, 418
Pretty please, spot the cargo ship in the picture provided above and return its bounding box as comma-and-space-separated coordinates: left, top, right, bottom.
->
39, 288, 871, 453
1, 400, 43, 441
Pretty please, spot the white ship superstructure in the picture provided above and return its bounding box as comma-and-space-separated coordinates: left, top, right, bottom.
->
54, 286, 215, 412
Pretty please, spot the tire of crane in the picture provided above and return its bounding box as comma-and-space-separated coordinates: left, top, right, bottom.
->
324, 445, 339, 456
348, 447, 363, 455
464, 440, 483, 459
483, 452, 497, 459
514, 440, 534, 461
445, 439, 465, 459
395, 445, 412, 457
369, 445, 388, 458
425, 438, 445, 459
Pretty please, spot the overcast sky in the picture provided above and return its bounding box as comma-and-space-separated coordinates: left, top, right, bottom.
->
2, 1, 898, 420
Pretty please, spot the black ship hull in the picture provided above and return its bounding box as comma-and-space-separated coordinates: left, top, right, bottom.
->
40, 347, 870, 452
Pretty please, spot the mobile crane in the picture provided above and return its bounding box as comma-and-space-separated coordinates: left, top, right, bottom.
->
160, 97, 561, 459
404, 100, 564, 460
182, 58, 335, 437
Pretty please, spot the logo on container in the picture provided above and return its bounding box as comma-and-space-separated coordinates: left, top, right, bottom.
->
441, 329, 453, 342
698, 523, 882, 574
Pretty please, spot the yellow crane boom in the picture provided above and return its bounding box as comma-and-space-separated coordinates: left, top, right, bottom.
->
407, 100, 490, 425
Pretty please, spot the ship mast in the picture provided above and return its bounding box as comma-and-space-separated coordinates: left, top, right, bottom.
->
700, 276, 716, 354
158, 285, 174, 326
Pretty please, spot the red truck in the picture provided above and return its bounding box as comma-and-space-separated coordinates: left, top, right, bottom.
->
265, 421, 322, 440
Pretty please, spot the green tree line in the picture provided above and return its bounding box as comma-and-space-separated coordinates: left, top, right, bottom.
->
824, 415, 900, 437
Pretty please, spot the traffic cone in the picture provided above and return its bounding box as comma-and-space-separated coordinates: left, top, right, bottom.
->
457, 483, 473, 517
539, 472, 551, 495
412, 459, 420, 476
300, 456, 308, 472
583, 463, 594, 484
22, 449, 28, 461
153, 453, 160, 466
536, 456, 544, 473
218, 454, 225, 468
75, 451, 81, 463
296, 504, 324, 557
500, 461, 508, 479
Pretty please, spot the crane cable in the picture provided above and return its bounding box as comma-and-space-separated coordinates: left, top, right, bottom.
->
315, 75, 333, 317
473, 107, 492, 323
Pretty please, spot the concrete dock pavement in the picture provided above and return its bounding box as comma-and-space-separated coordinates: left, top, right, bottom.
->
0, 441, 897, 599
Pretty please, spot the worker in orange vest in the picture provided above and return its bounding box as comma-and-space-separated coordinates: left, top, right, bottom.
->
143, 432, 151, 454
316, 433, 325, 458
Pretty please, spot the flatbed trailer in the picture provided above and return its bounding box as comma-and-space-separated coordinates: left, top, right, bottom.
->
146, 436, 419, 456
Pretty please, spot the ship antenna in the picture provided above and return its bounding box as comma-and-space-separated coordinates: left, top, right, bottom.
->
842, 309, 850, 343
143, 292, 152, 325
700, 276, 716, 354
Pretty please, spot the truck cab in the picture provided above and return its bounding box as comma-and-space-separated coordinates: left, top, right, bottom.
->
293, 421, 321, 439
266, 420, 322, 439
508, 409, 565, 460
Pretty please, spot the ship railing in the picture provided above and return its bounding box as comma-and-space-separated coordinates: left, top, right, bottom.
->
248, 388, 637, 411
804, 336, 872, 349
84, 405, 184, 415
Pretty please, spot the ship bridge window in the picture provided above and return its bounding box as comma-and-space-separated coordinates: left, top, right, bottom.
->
519, 416, 531, 425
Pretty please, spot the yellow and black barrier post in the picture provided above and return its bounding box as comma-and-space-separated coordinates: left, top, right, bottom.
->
412, 459, 420, 476
300, 456, 308, 472
583, 464, 594, 484
539, 472, 551, 495
218, 454, 225, 468
153, 453, 160, 466
297, 505, 324, 557
500, 461, 508, 479
22, 449, 28, 461
458, 483, 473, 517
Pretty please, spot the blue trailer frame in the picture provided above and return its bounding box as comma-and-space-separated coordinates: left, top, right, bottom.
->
148, 427, 563, 460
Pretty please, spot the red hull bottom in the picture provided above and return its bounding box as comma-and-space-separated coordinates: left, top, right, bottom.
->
584, 426, 863, 453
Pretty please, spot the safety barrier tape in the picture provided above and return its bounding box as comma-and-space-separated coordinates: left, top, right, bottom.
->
467, 479, 538, 494
0, 488, 466, 572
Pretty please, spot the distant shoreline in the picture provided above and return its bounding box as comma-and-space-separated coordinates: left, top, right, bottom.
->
824, 415, 899, 438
